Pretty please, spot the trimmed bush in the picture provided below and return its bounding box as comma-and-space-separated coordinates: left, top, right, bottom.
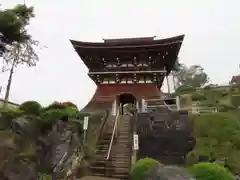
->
19, 101, 42, 115
188, 162, 235, 180
130, 158, 160, 180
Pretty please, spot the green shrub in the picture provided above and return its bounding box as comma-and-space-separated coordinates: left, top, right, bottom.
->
19, 101, 42, 115
130, 158, 160, 180
43, 101, 67, 111
40, 109, 65, 126
191, 92, 206, 101
231, 95, 240, 108
176, 85, 196, 94
188, 162, 235, 180
190, 112, 240, 172
65, 106, 80, 118
218, 103, 235, 112
62, 101, 78, 109
221, 91, 229, 97
186, 151, 199, 166
0, 108, 23, 129
123, 103, 136, 114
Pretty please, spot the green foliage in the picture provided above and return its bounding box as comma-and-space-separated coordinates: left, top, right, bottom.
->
37, 173, 52, 180
217, 103, 236, 112
123, 103, 136, 114
174, 64, 209, 91
65, 106, 80, 118
0, 108, 23, 129
188, 162, 235, 180
176, 85, 196, 94
19, 101, 42, 115
130, 158, 160, 180
43, 101, 67, 111
0, 4, 35, 46
62, 101, 78, 109
0, 8, 23, 44
231, 95, 240, 108
191, 92, 206, 101
40, 109, 65, 126
190, 112, 240, 171
221, 91, 228, 97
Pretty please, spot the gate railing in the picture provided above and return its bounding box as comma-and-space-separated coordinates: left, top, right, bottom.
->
141, 96, 180, 112
141, 96, 218, 114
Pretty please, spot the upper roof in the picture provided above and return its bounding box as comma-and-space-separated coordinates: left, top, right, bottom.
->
70, 34, 184, 49
70, 35, 185, 73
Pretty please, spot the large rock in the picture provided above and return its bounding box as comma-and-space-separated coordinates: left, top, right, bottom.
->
145, 164, 195, 180
37, 119, 82, 178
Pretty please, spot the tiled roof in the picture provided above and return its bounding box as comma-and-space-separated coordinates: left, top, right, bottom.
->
230, 75, 240, 84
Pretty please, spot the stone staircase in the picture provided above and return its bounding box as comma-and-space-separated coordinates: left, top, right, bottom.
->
90, 114, 132, 180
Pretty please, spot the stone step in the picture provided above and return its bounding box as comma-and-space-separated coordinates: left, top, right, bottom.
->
94, 157, 130, 163
95, 153, 129, 158
96, 144, 110, 149
91, 172, 129, 179
113, 149, 130, 153
92, 161, 129, 167
90, 166, 129, 171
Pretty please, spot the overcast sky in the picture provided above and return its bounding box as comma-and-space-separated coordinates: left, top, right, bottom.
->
0, 0, 239, 109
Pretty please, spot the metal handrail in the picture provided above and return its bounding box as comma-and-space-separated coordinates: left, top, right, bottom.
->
106, 104, 121, 160
145, 97, 177, 102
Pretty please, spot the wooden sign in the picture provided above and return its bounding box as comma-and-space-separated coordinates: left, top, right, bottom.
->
133, 134, 139, 150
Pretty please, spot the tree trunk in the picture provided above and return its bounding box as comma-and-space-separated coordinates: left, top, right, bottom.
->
3, 44, 19, 108
3, 60, 15, 108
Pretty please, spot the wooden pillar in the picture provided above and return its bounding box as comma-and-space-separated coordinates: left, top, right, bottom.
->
112, 100, 117, 115
136, 101, 139, 112
166, 75, 170, 94
176, 96, 180, 111
141, 99, 147, 112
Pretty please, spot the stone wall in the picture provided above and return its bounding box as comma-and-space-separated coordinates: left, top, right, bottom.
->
136, 111, 195, 165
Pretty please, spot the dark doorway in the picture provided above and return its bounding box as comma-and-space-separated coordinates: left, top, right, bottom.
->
118, 93, 136, 114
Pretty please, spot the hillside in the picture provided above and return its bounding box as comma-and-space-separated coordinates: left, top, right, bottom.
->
0, 101, 106, 179
179, 85, 240, 173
